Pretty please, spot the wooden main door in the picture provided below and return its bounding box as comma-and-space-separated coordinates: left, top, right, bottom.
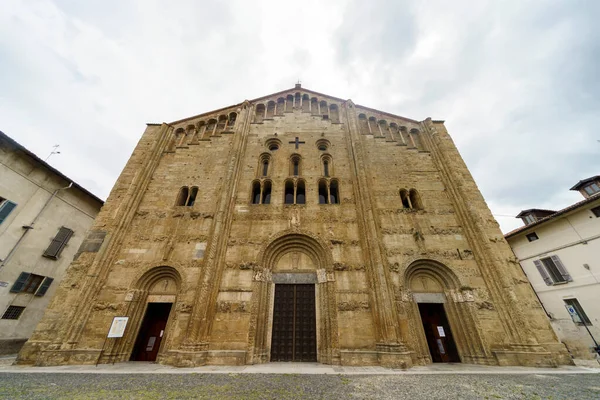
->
130, 302, 173, 362
271, 284, 317, 362
418, 303, 460, 363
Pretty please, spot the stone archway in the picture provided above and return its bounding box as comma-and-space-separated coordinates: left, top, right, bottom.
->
403, 259, 491, 365
246, 230, 340, 364
114, 266, 182, 363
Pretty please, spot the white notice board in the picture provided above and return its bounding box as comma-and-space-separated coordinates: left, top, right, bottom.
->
107, 317, 129, 338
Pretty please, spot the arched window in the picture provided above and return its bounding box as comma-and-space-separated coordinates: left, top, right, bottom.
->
262, 159, 269, 177
216, 115, 227, 132
329, 104, 340, 123
227, 112, 237, 128
368, 117, 377, 134
262, 181, 272, 204
410, 128, 422, 150
197, 121, 206, 140
378, 120, 387, 137
296, 180, 306, 204
295, 92, 301, 108
329, 180, 339, 204
323, 160, 330, 177
175, 128, 186, 146
187, 187, 198, 206
318, 180, 328, 204
276, 98, 285, 115
389, 123, 398, 142
320, 100, 328, 117
175, 186, 189, 206
358, 114, 368, 134
266, 101, 275, 118
409, 189, 422, 210
311, 97, 319, 115
400, 189, 410, 209
205, 119, 217, 138
251, 181, 261, 204
302, 94, 310, 112
399, 126, 409, 146
255, 104, 266, 123
290, 155, 301, 176
286, 95, 293, 112
284, 180, 294, 204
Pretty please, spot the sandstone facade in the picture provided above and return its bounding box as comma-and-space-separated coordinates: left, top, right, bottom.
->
17, 85, 571, 368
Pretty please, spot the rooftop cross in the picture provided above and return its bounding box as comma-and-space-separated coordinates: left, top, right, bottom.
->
289, 137, 305, 149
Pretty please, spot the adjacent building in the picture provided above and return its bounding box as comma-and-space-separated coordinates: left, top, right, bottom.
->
0, 131, 103, 354
506, 176, 600, 364
18, 85, 570, 368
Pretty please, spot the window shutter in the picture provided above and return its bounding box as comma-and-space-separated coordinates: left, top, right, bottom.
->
533, 260, 553, 285
10, 272, 30, 293
0, 201, 17, 225
550, 255, 572, 282
34, 277, 54, 297
43, 227, 74, 259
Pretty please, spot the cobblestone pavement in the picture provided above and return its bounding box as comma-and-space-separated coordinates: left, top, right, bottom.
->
1, 372, 600, 399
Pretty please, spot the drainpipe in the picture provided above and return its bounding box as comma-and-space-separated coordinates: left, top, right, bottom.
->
0, 182, 73, 270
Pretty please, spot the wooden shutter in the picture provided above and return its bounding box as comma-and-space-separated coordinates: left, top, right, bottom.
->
550, 255, 572, 282
10, 272, 30, 293
0, 200, 17, 225
43, 227, 74, 259
533, 260, 553, 285
35, 277, 54, 297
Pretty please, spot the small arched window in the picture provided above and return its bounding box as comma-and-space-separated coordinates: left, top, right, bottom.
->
284, 180, 294, 204
262, 181, 272, 204
290, 155, 301, 176
216, 115, 227, 131
251, 181, 261, 204
266, 101, 276, 118
187, 187, 198, 206
320, 100, 328, 117
323, 160, 329, 177
311, 97, 319, 115
205, 119, 217, 138
255, 104, 266, 123
286, 95, 294, 112
175, 128, 186, 146
329, 180, 339, 204
400, 189, 410, 209
409, 189, 422, 210
295, 92, 301, 108
358, 114, 368, 134
296, 180, 306, 204
262, 159, 269, 177
329, 104, 340, 123
318, 180, 328, 204
276, 98, 285, 115
176, 186, 189, 206
227, 112, 237, 127
302, 94, 310, 112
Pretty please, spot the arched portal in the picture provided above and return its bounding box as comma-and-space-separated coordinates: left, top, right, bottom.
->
123, 266, 182, 363
403, 260, 489, 365
247, 230, 340, 365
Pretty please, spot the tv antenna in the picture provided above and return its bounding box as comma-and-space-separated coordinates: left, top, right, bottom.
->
45, 145, 61, 162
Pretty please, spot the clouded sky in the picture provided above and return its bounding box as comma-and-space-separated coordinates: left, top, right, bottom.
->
1, 0, 598, 233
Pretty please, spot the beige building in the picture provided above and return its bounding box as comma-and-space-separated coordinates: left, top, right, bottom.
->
506, 176, 600, 364
18, 85, 571, 368
0, 131, 103, 354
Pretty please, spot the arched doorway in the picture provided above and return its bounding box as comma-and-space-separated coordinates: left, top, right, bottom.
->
127, 266, 181, 362
247, 230, 340, 364
404, 260, 487, 365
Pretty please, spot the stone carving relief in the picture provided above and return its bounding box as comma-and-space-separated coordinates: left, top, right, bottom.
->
253, 268, 272, 282
316, 269, 327, 283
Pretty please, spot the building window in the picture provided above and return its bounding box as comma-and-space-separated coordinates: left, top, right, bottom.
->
284, 179, 306, 205
523, 214, 536, 225
289, 155, 302, 176
0, 197, 17, 225
175, 186, 198, 206
318, 179, 341, 205
251, 180, 272, 205
399, 188, 423, 210
583, 183, 600, 196
564, 298, 592, 326
534, 256, 572, 285
10, 272, 53, 296
526, 232, 539, 242
1, 306, 25, 320
591, 206, 600, 217
43, 227, 74, 259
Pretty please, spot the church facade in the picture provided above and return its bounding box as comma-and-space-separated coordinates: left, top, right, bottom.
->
17, 85, 571, 368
